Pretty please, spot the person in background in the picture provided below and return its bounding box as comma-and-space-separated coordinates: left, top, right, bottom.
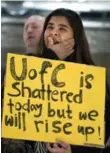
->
1, 15, 45, 153
1, 15, 45, 82
23, 15, 45, 55
37, 8, 110, 153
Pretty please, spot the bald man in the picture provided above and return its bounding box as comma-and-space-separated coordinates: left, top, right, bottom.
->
23, 15, 45, 55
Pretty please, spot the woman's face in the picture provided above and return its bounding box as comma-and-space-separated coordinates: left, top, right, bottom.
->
44, 16, 74, 47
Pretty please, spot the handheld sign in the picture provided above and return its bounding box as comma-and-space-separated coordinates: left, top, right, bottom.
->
2, 53, 106, 148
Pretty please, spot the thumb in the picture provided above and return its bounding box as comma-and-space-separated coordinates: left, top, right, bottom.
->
48, 37, 54, 45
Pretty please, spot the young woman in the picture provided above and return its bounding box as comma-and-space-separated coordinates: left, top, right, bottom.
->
36, 8, 110, 153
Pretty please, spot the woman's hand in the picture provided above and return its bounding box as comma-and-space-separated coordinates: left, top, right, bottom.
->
47, 37, 75, 60
47, 139, 72, 153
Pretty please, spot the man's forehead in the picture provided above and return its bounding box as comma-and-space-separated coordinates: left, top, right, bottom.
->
25, 16, 44, 25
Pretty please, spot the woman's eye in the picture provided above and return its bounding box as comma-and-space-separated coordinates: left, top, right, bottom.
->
47, 25, 53, 30
60, 27, 66, 31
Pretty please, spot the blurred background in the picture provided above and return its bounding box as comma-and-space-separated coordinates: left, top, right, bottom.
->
1, 0, 110, 84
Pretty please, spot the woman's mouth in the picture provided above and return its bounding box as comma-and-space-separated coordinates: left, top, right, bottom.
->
53, 38, 60, 44
54, 41, 59, 44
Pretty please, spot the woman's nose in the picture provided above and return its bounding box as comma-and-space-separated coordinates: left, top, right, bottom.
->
51, 29, 58, 36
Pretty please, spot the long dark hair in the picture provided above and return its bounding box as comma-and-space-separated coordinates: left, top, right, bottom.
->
40, 8, 94, 65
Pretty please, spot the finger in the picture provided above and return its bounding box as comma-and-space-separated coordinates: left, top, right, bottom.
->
48, 147, 65, 153
66, 45, 74, 53
46, 143, 53, 150
56, 139, 70, 149
64, 43, 74, 53
47, 143, 63, 153
67, 38, 75, 45
64, 40, 75, 48
65, 42, 74, 49
53, 143, 59, 148
63, 38, 75, 45
63, 41, 74, 49
64, 37, 74, 42
48, 37, 54, 45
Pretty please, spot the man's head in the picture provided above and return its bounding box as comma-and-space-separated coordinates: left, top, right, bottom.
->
23, 15, 45, 54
